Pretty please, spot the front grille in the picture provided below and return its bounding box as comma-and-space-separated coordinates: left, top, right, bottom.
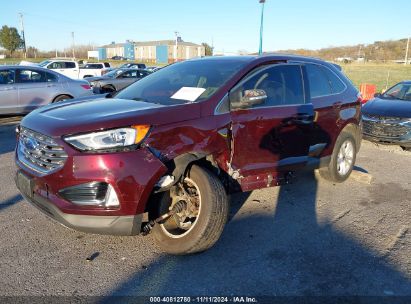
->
363, 114, 406, 122
363, 120, 409, 138
18, 127, 68, 174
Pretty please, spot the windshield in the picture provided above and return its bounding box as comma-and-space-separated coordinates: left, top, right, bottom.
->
39, 60, 51, 67
383, 83, 411, 101
115, 59, 248, 105
104, 69, 124, 78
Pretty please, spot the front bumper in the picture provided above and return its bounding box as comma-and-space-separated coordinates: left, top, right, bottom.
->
362, 116, 411, 147
15, 135, 168, 235
17, 181, 143, 235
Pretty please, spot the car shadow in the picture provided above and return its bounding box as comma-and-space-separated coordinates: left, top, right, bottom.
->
103, 170, 411, 297
0, 194, 22, 212
0, 123, 17, 155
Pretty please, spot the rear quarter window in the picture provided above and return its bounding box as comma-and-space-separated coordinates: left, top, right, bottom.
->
64, 62, 76, 69
305, 64, 332, 98
322, 67, 347, 94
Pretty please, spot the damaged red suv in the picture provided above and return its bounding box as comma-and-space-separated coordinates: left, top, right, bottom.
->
15, 55, 362, 254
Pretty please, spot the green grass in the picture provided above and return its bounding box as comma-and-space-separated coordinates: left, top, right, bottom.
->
341, 63, 411, 92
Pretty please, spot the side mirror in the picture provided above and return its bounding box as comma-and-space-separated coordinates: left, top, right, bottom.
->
231, 89, 267, 109
374, 93, 382, 98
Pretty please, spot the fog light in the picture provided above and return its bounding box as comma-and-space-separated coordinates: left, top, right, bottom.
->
105, 184, 120, 207
59, 182, 120, 207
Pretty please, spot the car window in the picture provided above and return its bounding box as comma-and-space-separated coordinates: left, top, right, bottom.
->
48, 62, 65, 69
64, 62, 76, 69
305, 64, 332, 98
230, 64, 305, 108
85, 64, 103, 69
0, 70, 15, 84
45, 72, 58, 82
120, 71, 137, 78
383, 83, 411, 101
139, 70, 150, 77
321, 66, 346, 94
17, 70, 46, 83
116, 59, 249, 105
103, 62, 110, 67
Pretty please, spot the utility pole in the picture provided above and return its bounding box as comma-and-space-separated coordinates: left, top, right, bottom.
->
258, 0, 266, 55
174, 31, 179, 62
19, 13, 27, 58
405, 37, 410, 65
71, 32, 75, 59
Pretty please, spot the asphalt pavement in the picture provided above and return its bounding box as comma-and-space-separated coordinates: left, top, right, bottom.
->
0, 119, 410, 297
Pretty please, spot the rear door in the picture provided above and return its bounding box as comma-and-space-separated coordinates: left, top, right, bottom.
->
115, 70, 139, 90
16, 68, 55, 112
0, 69, 18, 114
229, 64, 314, 191
303, 63, 349, 157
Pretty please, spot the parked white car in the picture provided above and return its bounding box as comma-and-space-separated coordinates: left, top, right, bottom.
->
24, 60, 112, 79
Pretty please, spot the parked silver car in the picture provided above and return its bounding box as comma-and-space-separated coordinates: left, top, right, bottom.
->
0, 65, 93, 115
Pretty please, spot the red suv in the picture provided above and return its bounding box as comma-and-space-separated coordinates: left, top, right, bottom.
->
15, 55, 362, 254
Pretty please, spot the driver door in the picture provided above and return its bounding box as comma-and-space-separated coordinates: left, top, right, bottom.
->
229, 64, 314, 191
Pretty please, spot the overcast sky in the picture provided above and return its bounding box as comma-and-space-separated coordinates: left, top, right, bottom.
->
2, 0, 410, 53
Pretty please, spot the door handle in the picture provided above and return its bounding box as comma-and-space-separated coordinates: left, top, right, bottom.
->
3, 87, 16, 91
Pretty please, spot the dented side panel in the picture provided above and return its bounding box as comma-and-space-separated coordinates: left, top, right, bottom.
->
229, 104, 314, 186
145, 114, 232, 170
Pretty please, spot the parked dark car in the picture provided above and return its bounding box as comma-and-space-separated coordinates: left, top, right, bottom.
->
362, 81, 411, 150
15, 55, 362, 255
111, 56, 126, 60
118, 62, 147, 69
86, 68, 151, 93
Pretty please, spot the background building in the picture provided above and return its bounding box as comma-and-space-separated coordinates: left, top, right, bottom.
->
97, 39, 205, 63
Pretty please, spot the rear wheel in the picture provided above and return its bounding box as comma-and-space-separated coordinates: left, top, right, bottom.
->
52, 95, 72, 103
102, 85, 116, 93
152, 165, 229, 255
319, 131, 357, 183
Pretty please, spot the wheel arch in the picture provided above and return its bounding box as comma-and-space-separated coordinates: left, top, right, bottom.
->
52, 94, 73, 102
339, 121, 362, 152
143, 150, 228, 217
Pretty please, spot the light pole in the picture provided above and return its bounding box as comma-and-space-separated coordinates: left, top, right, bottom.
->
258, 0, 266, 55
71, 32, 75, 59
405, 37, 410, 65
174, 31, 179, 62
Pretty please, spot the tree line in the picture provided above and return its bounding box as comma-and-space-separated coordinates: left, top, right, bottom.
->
276, 39, 410, 62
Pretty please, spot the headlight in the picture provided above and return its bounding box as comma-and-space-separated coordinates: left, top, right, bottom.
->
64, 125, 150, 152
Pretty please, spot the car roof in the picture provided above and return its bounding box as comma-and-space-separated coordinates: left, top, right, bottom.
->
0, 65, 68, 78
188, 54, 334, 66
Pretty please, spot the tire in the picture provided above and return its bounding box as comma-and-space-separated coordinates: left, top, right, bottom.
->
319, 131, 357, 183
53, 95, 72, 103
102, 85, 116, 93
152, 165, 229, 255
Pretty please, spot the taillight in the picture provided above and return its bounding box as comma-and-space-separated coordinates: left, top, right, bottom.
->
357, 92, 365, 104
81, 84, 91, 90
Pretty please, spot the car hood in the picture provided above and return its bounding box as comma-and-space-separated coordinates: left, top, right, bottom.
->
21, 97, 201, 137
362, 97, 411, 118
